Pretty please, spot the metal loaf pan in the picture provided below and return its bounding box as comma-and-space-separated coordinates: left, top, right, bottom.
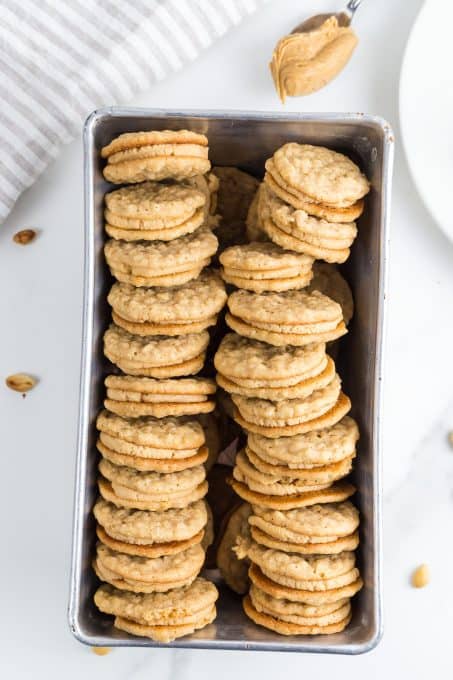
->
69, 108, 393, 654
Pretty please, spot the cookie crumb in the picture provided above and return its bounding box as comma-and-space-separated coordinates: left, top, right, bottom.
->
91, 647, 111, 656
13, 229, 36, 245
5, 373, 37, 393
411, 564, 429, 588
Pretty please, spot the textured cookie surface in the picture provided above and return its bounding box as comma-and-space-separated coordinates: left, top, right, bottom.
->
111, 311, 217, 338
95, 542, 204, 586
96, 525, 204, 558
217, 503, 252, 595
234, 450, 349, 496
101, 130, 208, 157
249, 562, 363, 604
247, 416, 358, 465
108, 271, 226, 323
105, 181, 206, 220
105, 229, 218, 272
104, 155, 211, 185
217, 355, 335, 401
104, 398, 215, 419
271, 143, 370, 205
249, 584, 348, 618
264, 167, 365, 222
249, 585, 351, 626
214, 167, 260, 223
104, 325, 209, 365
95, 577, 217, 625
234, 391, 351, 436
250, 502, 359, 538
105, 375, 216, 396
114, 608, 216, 642
231, 478, 355, 510
245, 446, 354, 482
228, 289, 342, 326
232, 374, 341, 426
247, 542, 356, 581
261, 184, 357, 238
96, 410, 205, 450
98, 458, 206, 496
98, 475, 208, 511
214, 334, 326, 383
261, 215, 350, 264
220, 241, 313, 272
307, 262, 354, 325
93, 498, 208, 544
243, 595, 351, 636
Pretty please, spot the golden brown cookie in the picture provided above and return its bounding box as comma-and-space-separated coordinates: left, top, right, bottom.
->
94, 577, 218, 642
102, 130, 210, 184
243, 595, 351, 635
230, 478, 355, 510
233, 392, 351, 438
93, 498, 208, 547
103, 324, 209, 376
94, 542, 205, 592
249, 563, 363, 604
216, 503, 252, 595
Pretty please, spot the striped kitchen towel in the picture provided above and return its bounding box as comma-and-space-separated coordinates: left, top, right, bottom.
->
0, 0, 268, 222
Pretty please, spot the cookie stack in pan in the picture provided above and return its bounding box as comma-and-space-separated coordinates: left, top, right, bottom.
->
93, 130, 227, 642
214, 142, 369, 635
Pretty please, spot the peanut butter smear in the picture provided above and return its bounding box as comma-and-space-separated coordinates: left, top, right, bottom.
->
270, 16, 358, 103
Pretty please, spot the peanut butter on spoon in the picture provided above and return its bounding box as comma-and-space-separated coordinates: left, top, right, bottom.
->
270, 12, 359, 103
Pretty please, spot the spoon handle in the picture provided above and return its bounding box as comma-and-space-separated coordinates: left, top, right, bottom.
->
345, 0, 364, 17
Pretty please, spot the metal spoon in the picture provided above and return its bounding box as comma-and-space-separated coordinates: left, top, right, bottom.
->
292, 0, 364, 34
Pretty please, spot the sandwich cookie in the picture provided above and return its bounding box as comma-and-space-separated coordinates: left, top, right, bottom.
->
102, 130, 211, 184
103, 376, 216, 418
94, 578, 218, 642
226, 289, 346, 347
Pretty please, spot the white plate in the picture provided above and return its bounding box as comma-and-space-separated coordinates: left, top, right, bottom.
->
400, 0, 453, 240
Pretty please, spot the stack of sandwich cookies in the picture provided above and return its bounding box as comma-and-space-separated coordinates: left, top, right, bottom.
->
103, 376, 216, 418
230, 364, 342, 423
101, 130, 211, 184
107, 270, 227, 336
243, 522, 362, 636
219, 242, 314, 292
93, 406, 217, 640
212, 143, 368, 636
226, 289, 347, 347
105, 228, 218, 286
95, 579, 218, 643
264, 143, 369, 223
95, 128, 228, 642
259, 184, 357, 263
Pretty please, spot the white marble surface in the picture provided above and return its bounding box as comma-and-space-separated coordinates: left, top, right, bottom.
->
1, 0, 453, 677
